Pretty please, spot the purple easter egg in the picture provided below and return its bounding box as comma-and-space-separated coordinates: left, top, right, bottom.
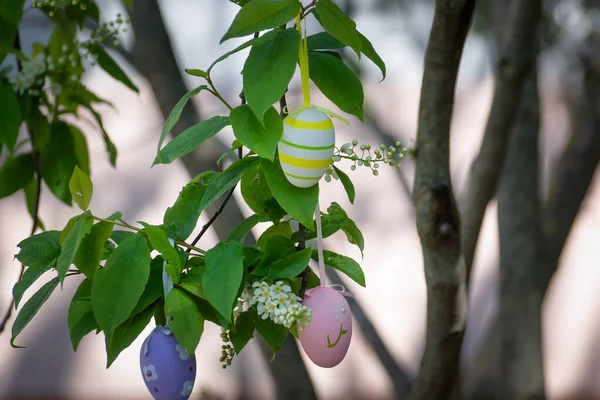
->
139, 326, 196, 400
298, 287, 353, 368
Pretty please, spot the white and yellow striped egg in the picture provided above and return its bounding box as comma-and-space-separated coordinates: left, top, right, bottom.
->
278, 107, 335, 188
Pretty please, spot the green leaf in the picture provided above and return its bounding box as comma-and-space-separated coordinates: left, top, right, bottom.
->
70, 124, 91, 176
11, 277, 60, 348
13, 262, 55, 310
308, 51, 364, 121
240, 162, 273, 214
256, 220, 292, 250
243, 28, 299, 121
332, 165, 355, 204
165, 288, 205, 354
208, 36, 259, 75
23, 180, 45, 231
220, 0, 301, 43
158, 85, 208, 152
15, 231, 61, 268
94, 46, 138, 92
106, 302, 156, 367
0, 153, 33, 198
132, 256, 164, 315
230, 309, 257, 353
92, 233, 151, 336
40, 122, 80, 205
327, 202, 364, 255
87, 105, 117, 166
0, 84, 22, 151
0, 1, 22, 64
307, 31, 345, 50
268, 247, 312, 279
198, 157, 259, 211
185, 68, 208, 78
74, 221, 114, 280
252, 235, 296, 276
141, 223, 181, 281
111, 229, 133, 245
68, 279, 98, 351
163, 182, 207, 240
203, 242, 244, 322
314, 0, 361, 57
260, 156, 318, 228
311, 250, 365, 287
256, 317, 287, 353
154, 116, 230, 166
179, 267, 205, 299
358, 31, 386, 80
226, 214, 259, 244
69, 166, 93, 211
291, 212, 346, 242
231, 105, 283, 160
57, 216, 93, 284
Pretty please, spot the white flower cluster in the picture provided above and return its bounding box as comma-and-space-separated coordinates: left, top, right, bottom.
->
249, 281, 312, 330
8, 48, 80, 96
33, 0, 91, 16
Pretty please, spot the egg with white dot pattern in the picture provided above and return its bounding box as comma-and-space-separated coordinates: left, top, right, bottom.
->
139, 327, 196, 400
278, 107, 335, 188
298, 286, 353, 368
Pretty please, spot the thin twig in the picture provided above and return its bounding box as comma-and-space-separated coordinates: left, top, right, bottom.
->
187, 187, 237, 251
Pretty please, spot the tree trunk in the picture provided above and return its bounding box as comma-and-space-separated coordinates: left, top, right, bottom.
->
408, 1, 475, 399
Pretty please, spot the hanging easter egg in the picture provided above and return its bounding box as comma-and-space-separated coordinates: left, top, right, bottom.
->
278, 107, 335, 188
139, 326, 196, 400
298, 286, 353, 368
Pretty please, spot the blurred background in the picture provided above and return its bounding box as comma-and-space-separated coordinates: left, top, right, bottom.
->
1, 0, 600, 399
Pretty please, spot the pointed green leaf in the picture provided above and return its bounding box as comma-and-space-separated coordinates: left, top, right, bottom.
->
230, 309, 257, 353
256, 220, 292, 250
332, 165, 355, 204
268, 247, 312, 279
220, 0, 301, 43
226, 214, 259, 244
308, 51, 364, 121
15, 231, 61, 269
240, 162, 274, 214
69, 166, 93, 211
203, 242, 244, 322
0, 153, 34, 198
94, 45, 138, 92
358, 31, 386, 80
141, 223, 181, 279
57, 216, 93, 284
311, 250, 365, 287
314, 0, 361, 57
256, 317, 287, 353
132, 256, 164, 315
243, 28, 299, 121
68, 279, 98, 351
40, 122, 80, 205
158, 85, 208, 152
11, 277, 60, 348
106, 302, 156, 367
92, 233, 151, 336
260, 156, 318, 228
165, 288, 205, 354
307, 31, 345, 50
70, 124, 91, 176
74, 221, 114, 280
179, 267, 205, 299
231, 105, 283, 160
199, 156, 259, 211
163, 182, 207, 240
0, 84, 22, 151
185, 68, 208, 78
208, 37, 259, 74
154, 116, 230, 165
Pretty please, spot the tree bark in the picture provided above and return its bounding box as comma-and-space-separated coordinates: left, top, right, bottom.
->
408, 1, 475, 399
497, 67, 545, 399
460, 0, 542, 280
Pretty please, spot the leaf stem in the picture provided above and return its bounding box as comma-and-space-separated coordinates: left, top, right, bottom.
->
206, 79, 233, 110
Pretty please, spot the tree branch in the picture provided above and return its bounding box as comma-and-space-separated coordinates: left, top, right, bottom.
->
460, 0, 543, 280
408, 1, 474, 398
497, 67, 545, 399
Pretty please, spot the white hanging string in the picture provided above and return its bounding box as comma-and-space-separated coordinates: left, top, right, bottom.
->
315, 200, 327, 286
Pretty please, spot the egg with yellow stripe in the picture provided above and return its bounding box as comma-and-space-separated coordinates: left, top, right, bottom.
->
278, 107, 335, 188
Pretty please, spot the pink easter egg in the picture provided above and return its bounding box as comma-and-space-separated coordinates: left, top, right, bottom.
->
298, 286, 353, 368
139, 327, 196, 400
